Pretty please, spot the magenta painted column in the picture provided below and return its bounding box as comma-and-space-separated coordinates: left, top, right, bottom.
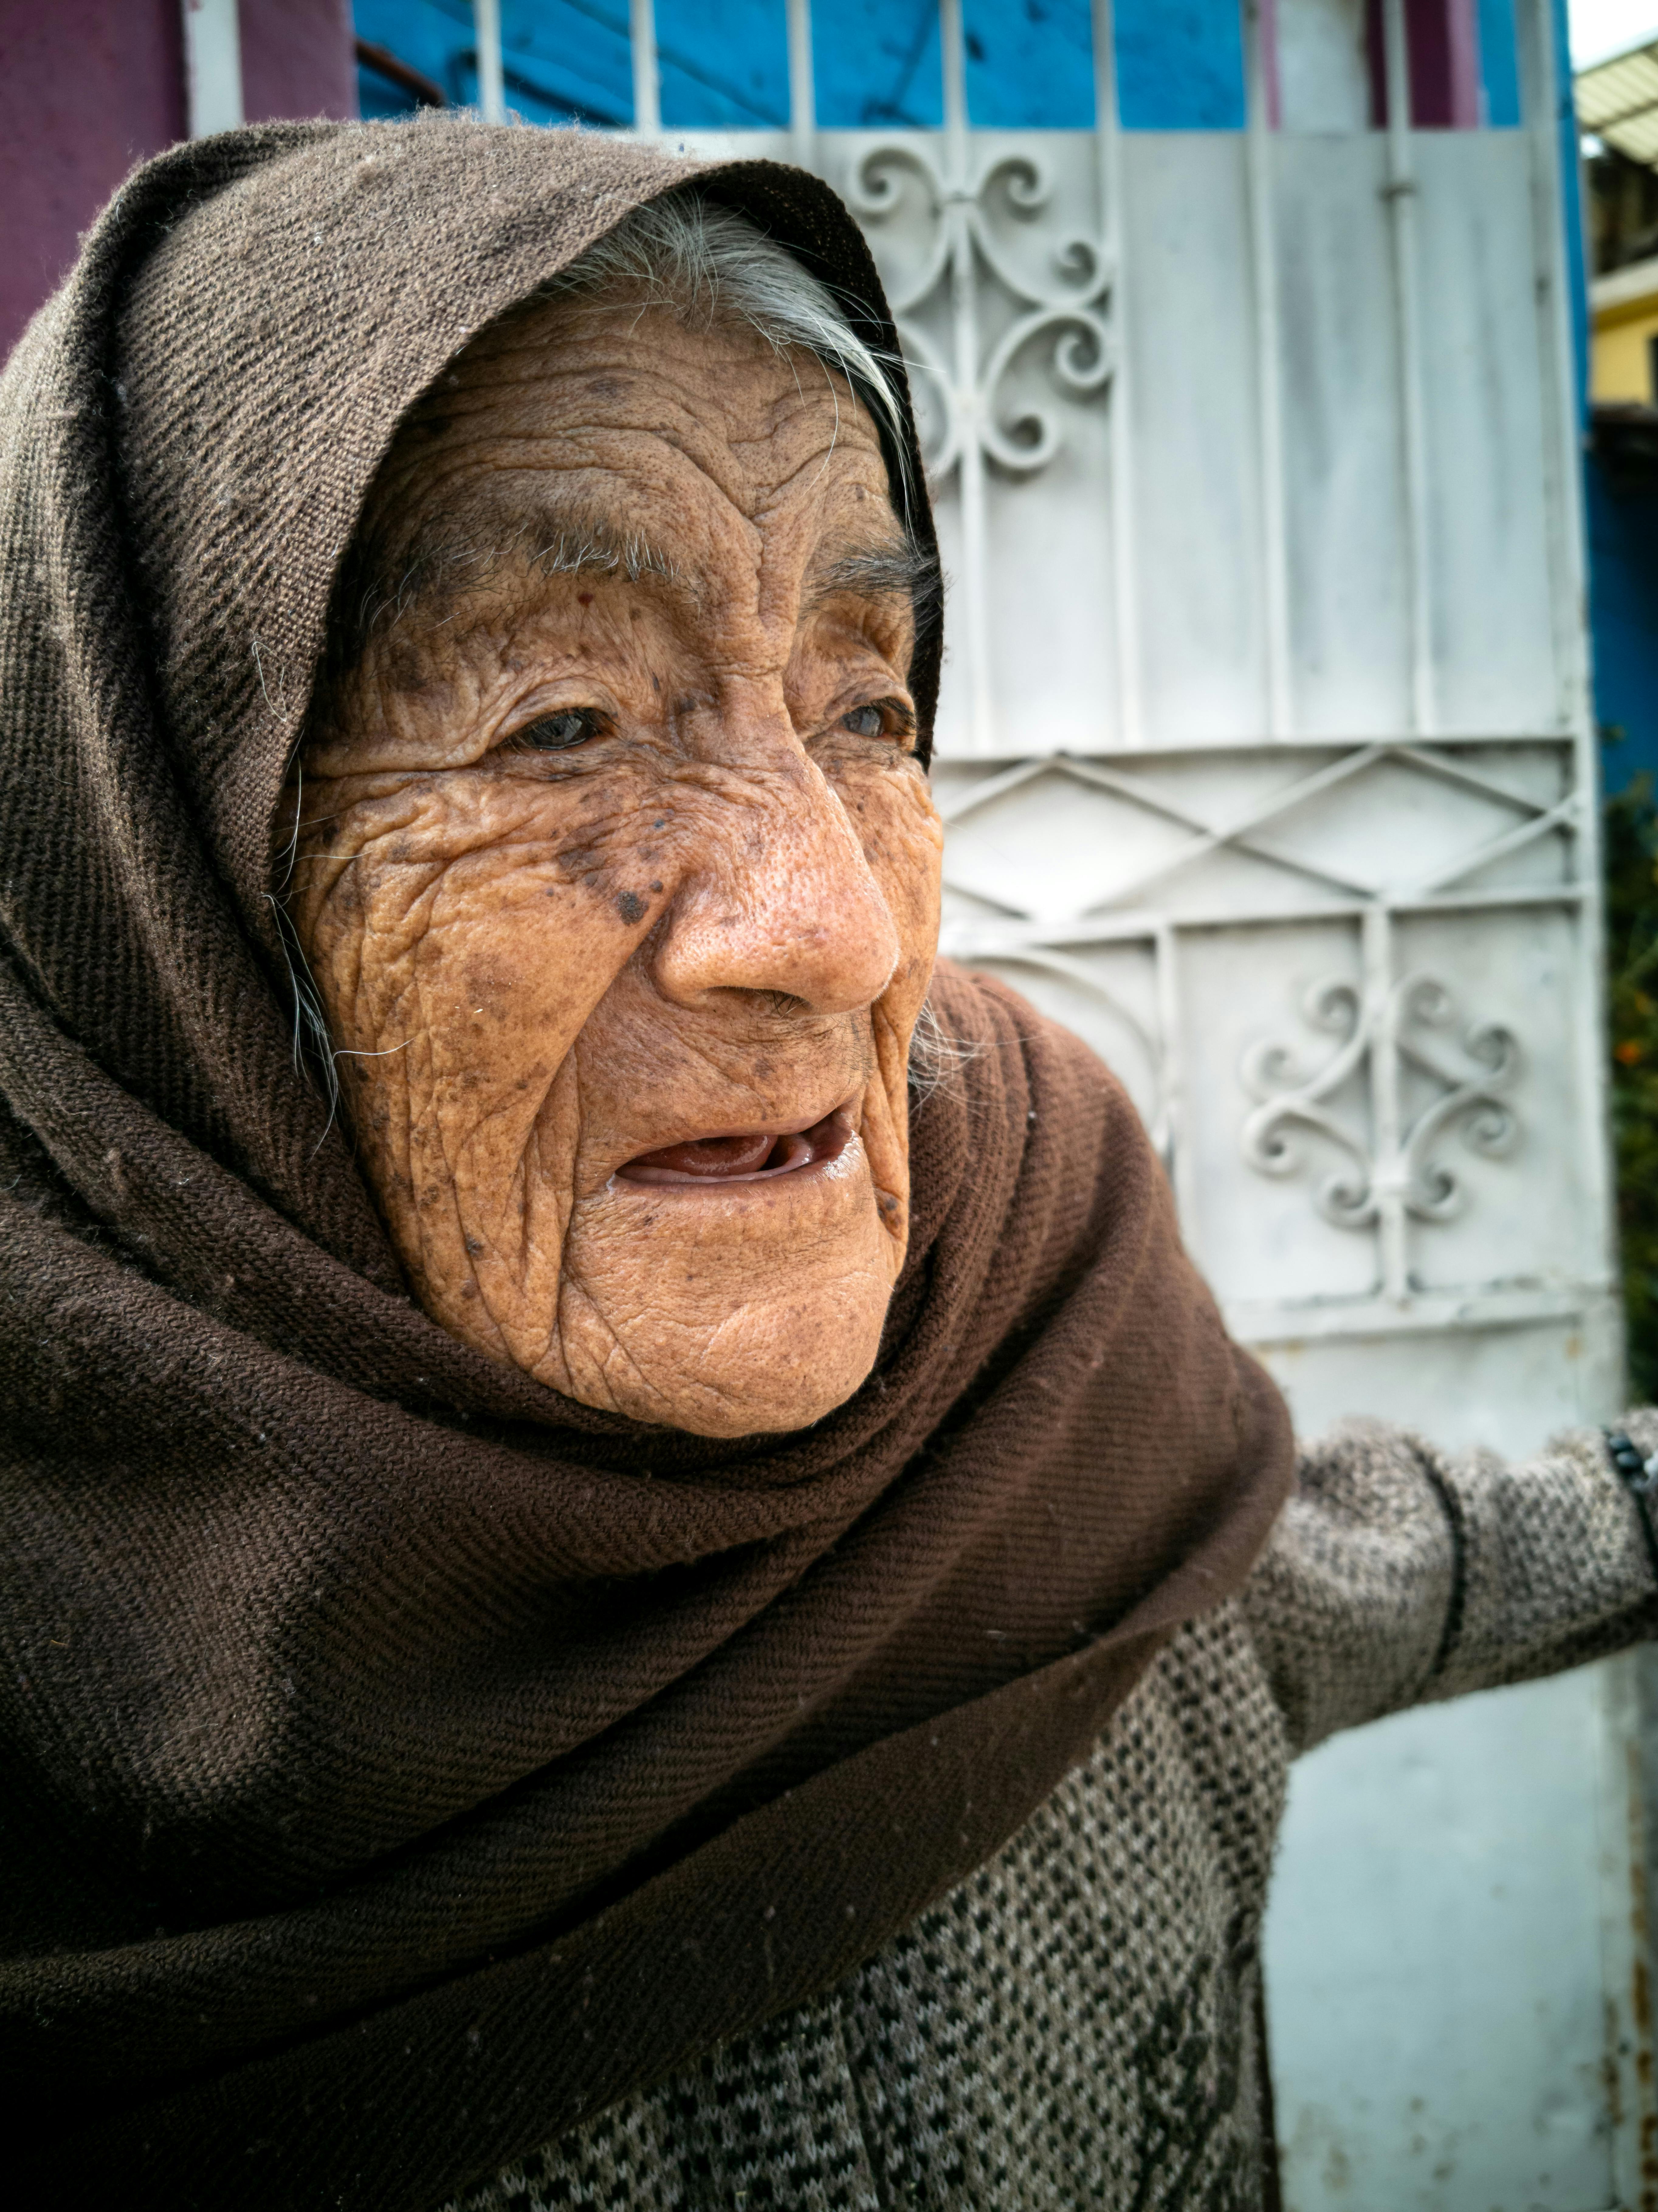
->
1406, 0, 1480, 125
1366, 0, 1482, 129
0, 0, 184, 362
1, 0, 357, 368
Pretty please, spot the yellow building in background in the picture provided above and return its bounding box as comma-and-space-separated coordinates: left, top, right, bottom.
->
1580, 40, 1658, 405
1593, 253, 1658, 402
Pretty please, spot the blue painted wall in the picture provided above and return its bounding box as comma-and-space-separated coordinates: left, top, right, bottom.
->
962, 0, 1095, 128
813, 0, 943, 128
354, 0, 473, 115
1116, 0, 1244, 130
1477, 0, 1521, 127
659, 0, 788, 128
353, 0, 1533, 133
1589, 464, 1658, 790
496, 0, 631, 127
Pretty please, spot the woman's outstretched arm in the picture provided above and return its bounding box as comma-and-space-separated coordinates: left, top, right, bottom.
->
1242, 1411, 1658, 1755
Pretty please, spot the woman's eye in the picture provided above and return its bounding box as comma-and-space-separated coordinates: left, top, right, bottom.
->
504, 709, 605, 753
839, 698, 913, 743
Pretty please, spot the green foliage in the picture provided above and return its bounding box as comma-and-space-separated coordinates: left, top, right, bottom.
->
1605, 775, 1658, 1400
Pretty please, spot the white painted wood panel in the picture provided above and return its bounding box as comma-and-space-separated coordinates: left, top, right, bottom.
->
1120, 132, 1271, 744
1415, 129, 1562, 735
1273, 133, 1416, 738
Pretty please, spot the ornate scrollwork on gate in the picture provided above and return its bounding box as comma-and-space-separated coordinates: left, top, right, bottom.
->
844, 143, 1114, 481
1239, 972, 1522, 1235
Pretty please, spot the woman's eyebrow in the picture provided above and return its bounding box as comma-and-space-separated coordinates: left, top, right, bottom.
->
803, 540, 940, 613
517, 511, 686, 590
436, 502, 688, 599
331, 500, 693, 674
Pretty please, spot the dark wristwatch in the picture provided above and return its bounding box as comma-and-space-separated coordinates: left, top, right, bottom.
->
1604, 1429, 1658, 1583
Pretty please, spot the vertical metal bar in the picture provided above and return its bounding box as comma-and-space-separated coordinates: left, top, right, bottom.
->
1364, 904, 1409, 1301
181, 0, 243, 136
1092, 0, 1143, 748
1380, 0, 1438, 737
786, 0, 816, 166
1519, 0, 1623, 1381
938, 0, 995, 754
474, 0, 506, 124
1156, 922, 1201, 1244
1521, 0, 1592, 740
631, 0, 660, 134
940, 0, 968, 140
1244, 0, 1293, 739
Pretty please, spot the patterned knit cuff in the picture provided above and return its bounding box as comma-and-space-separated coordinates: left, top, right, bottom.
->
1603, 1428, 1658, 1585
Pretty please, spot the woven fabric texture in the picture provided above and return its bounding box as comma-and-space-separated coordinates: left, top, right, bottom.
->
448, 1414, 1658, 2212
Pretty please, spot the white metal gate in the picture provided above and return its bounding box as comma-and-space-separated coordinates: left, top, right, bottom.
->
599, 0, 1649, 2199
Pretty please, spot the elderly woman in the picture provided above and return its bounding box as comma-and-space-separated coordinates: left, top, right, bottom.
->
2, 120, 1655, 2212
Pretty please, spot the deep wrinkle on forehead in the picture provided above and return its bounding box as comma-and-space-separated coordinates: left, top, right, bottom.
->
390, 298, 879, 522
344, 484, 931, 696
384, 292, 909, 537
321, 297, 937, 729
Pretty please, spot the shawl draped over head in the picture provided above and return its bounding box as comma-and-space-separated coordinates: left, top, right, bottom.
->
0, 120, 1294, 2211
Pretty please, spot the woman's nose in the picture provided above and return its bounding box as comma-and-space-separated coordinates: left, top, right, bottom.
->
652, 750, 901, 1017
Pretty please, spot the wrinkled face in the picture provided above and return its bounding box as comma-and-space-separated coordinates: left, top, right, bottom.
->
287, 288, 943, 1436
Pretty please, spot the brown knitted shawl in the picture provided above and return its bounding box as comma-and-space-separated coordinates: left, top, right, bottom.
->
0, 121, 1293, 2211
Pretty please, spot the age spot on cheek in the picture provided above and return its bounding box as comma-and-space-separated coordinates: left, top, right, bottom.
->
615, 889, 648, 924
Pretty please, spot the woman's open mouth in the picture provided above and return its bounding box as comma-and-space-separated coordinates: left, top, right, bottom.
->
617, 1109, 853, 1187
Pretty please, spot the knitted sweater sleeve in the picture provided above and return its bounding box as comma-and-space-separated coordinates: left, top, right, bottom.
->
1240, 1408, 1658, 1757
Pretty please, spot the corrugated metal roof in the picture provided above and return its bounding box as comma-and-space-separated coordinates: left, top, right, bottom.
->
1578, 40, 1658, 166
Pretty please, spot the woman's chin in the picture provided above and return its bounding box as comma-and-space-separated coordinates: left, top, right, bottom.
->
418, 1152, 905, 1434
545, 1252, 898, 1436
628, 1353, 883, 1437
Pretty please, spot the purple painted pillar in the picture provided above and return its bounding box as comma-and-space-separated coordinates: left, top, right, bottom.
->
0, 0, 184, 362
0, 0, 357, 367
1366, 0, 1482, 128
